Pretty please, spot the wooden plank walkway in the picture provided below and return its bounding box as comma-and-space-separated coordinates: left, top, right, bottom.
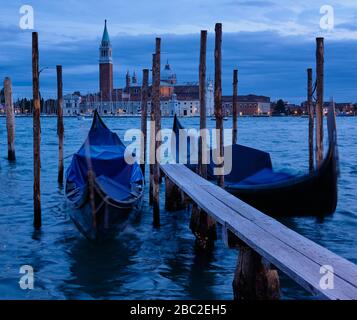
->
160, 163, 357, 300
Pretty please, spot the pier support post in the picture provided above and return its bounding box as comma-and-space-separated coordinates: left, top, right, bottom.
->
165, 177, 185, 211
316, 38, 324, 167
140, 69, 149, 177
307, 68, 314, 172
214, 23, 224, 187
32, 32, 41, 229
152, 38, 161, 226
233, 245, 280, 300
232, 69, 238, 145
3, 77, 16, 161
190, 30, 217, 250
190, 205, 217, 250
56, 65, 64, 184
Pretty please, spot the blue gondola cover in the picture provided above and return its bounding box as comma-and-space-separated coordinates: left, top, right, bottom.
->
66, 111, 143, 193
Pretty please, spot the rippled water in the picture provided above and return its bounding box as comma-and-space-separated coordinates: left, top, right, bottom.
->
0, 116, 356, 300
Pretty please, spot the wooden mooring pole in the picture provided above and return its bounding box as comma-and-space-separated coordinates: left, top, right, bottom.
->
316, 38, 324, 167
32, 32, 41, 229
214, 23, 224, 187
140, 69, 149, 176
57, 65, 64, 184
190, 30, 217, 250
307, 68, 314, 172
3, 77, 16, 161
198, 30, 207, 179
232, 69, 238, 145
149, 54, 155, 205
152, 38, 161, 226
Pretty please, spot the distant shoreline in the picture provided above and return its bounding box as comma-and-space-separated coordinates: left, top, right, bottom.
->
0, 114, 355, 118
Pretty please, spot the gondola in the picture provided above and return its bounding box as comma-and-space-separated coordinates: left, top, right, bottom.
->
65, 110, 144, 241
172, 105, 338, 217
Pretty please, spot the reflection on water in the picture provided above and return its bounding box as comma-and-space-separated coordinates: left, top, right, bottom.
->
0, 116, 356, 299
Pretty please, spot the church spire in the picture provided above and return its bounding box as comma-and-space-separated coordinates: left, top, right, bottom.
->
126, 70, 131, 88
99, 19, 112, 64
99, 19, 113, 102
132, 71, 137, 84
101, 19, 111, 46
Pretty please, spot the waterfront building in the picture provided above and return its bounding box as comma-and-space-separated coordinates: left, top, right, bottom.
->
63, 94, 82, 115
222, 95, 271, 116
64, 21, 269, 117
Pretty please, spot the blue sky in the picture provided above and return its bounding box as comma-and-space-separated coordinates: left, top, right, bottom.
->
1, 0, 357, 103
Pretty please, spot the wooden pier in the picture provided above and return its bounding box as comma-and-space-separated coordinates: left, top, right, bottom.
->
160, 163, 357, 300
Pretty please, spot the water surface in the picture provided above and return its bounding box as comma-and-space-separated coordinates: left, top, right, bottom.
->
0, 116, 356, 299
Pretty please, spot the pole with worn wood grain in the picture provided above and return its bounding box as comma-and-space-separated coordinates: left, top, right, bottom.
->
232, 69, 238, 145
140, 69, 149, 176
149, 55, 155, 205
190, 30, 217, 250
152, 38, 161, 226
198, 30, 207, 179
56, 65, 64, 184
3, 77, 16, 161
316, 38, 324, 167
214, 23, 224, 187
32, 32, 41, 229
307, 68, 314, 172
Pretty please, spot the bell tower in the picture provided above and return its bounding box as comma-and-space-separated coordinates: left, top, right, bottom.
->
99, 20, 113, 101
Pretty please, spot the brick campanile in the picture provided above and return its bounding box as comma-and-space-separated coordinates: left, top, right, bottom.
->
99, 20, 113, 101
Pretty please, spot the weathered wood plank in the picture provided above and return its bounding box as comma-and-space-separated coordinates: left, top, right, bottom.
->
165, 165, 357, 283
202, 184, 357, 289
160, 163, 357, 300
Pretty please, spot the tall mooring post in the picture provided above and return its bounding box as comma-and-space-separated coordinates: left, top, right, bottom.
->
190, 30, 217, 250
140, 69, 149, 176
32, 32, 41, 229
214, 23, 224, 187
149, 55, 155, 205
232, 69, 238, 145
57, 65, 64, 184
198, 30, 208, 179
307, 68, 314, 172
152, 38, 161, 226
316, 37, 324, 167
3, 77, 16, 161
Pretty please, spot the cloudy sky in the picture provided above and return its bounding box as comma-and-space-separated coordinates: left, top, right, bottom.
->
1, 0, 357, 103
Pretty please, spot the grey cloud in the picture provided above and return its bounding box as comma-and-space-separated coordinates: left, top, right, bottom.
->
1, 28, 357, 103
